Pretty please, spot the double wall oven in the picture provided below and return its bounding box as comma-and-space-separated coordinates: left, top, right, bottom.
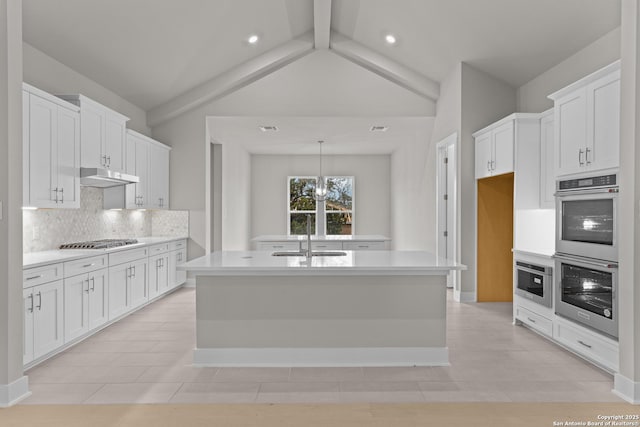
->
554, 173, 618, 339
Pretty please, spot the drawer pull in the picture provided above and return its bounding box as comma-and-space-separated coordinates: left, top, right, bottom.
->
577, 340, 592, 349
82, 263, 95, 268
527, 317, 537, 324
358, 245, 369, 248
26, 275, 42, 281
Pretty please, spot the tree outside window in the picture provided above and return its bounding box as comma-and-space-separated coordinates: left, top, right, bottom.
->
288, 176, 354, 236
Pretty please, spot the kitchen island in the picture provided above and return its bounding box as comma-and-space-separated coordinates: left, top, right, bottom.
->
180, 250, 465, 367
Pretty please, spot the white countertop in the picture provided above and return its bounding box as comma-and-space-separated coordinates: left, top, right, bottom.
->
179, 250, 466, 276
252, 235, 391, 242
23, 236, 188, 269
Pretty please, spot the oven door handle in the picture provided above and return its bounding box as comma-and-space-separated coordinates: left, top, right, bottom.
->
516, 266, 551, 276
555, 188, 619, 197
553, 253, 618, 269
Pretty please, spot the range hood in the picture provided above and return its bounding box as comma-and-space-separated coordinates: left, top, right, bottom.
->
80, 167, 139, 188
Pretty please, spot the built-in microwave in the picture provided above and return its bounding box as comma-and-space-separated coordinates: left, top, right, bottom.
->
555, 253, 618, 339
515, 261, 552, 307
555, 174, 618, 262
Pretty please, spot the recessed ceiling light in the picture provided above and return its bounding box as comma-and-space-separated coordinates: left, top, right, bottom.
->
370, 126, 389, 132
385, 34, 397, 45
248, 34, 259, 44
259, 125, 279, 132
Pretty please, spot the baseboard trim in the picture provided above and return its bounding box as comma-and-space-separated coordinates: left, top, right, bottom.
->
193, 347, 449, 367
459, 291, 476, 303
0, 376, 30, 407
613, 373, 640, 404
184, 278, 196, 288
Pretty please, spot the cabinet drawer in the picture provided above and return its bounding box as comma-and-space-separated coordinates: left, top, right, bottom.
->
169, 239, 187, 251
343, 241, 387, 251
256, 242, 300, 251
516, 305, 553, 337
554, 318, 618, 371
310, 241, 343, 250
109, 247, 148, 266
148, 243, 170, 255
23, 263, 63, 288
64, 255, 108, 277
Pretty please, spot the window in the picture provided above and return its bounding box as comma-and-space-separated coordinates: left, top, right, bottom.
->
288, 176, 354, 236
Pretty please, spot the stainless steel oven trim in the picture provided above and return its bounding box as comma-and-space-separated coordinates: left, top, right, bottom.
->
515, 262, 552, 308
555, 189, 618, 262
554, 254, 618, 339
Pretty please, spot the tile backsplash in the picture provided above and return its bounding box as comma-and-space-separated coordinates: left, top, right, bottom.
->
23, 187, 189, 253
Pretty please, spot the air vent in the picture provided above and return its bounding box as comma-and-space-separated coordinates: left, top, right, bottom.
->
370, 126, 388, 132
259, 125, 279, 132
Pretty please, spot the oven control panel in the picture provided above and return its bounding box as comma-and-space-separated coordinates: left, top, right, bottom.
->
558, 174, 617, 191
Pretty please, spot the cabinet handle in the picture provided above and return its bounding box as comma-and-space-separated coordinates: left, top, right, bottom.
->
126, 266, 131, 278
487, 160, 491, 172
85, 279, 90, 293
578, 149, 584, 166
577, 340, 592, 349
60, 188, 64, 203
132, 265, 136, 278
26, 274, 42, 281
53, 187, 59, 203
102, 155, 107, 167
527, 317, 536, 324
90, 277, 95, 291
107, 156, 111, 167
27, 294, 34, 313
82, 263, 95, 268
36, 291, 42, 311
585, 147, 591, 165
491, 160, 495, 171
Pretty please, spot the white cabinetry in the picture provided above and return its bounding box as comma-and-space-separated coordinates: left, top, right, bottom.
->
57, 94, 129, 172
23, 264, 64, 365
108, 247, 149, 319
64, 268, 108, 343
125, 130, 149, 209
168, 239, 188, 288
148, 143, 170, 209
474, 120, 514, 179
539, 110, 555, 208
149, 253, 169, 299
549, 61, 620, 177
554, 317, 619, 372
23, 84, 80, 208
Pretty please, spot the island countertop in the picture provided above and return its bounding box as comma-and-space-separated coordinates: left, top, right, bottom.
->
179, 250, 466, 276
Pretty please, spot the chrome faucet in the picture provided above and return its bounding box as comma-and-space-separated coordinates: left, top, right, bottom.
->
306, 214, 312, 258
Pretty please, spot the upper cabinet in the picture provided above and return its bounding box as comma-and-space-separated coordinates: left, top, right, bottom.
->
124, 130, 150, 209
548, 61, 620, 177
148, 143, 170, 209
57, 95, 129, 173
539, 109, 555, 208
23, 83, 81, 209
474, 120, 514, 179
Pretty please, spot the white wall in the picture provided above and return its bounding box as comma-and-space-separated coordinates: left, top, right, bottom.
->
221, 143, 251, 250
152, 50, 435, 256
251, 154, 391, 240
390, 120, 436, 250
22, 42, 150, 135
517, 27, 621, 113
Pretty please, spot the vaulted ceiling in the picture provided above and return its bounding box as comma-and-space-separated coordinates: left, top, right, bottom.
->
23, 0, 620, 125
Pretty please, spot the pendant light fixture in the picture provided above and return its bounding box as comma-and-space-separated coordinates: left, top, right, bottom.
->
314, 140, 327, 202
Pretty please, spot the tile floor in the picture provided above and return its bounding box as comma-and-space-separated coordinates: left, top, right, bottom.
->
21, 287, 624, 404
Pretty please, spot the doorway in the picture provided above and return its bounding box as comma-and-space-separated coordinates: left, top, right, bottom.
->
436, 133, 459, 300
476, 173, 514, 302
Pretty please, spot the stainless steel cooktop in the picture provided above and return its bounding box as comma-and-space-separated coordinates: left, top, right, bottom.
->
59, 239, 139, 249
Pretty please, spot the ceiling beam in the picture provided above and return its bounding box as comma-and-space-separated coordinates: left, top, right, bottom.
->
147, 33, 315, 128
314, 0, 332, 49
330, 32, 439, 102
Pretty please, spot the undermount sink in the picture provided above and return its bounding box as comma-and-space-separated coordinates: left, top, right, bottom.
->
271, 251, 347, 257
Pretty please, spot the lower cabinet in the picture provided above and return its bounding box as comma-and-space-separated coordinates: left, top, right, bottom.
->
108, 257, 148, 320
23, 280, 64, 365
168, 248, 187, 288
149, 253, 169, 300
64, 269, 108, 343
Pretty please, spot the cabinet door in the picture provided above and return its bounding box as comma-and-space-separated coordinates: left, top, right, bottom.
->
129, 258, 148, 309
587, 72, 620, 171
105, 112, 126, 172
135, 138, 149, 207
28, 94, 57, 208
23, 289, 35, 365
88, 269, 109, 330
33, 280, 64, 359
475, 132, 493, 179
176, 249, 187, 285
492, 121, 514, 176
63, 274, 90, 342
555, 89, 587, 176
23, 90, 30, 206
108, 263, 130, 320
56, 106, 80, 208
168, 251, 178, 289
148, 254, 161, 300
149, 145, 169, 209
158, 254, 170, 294
540, 114, 556, 208
80, 103, 105, 169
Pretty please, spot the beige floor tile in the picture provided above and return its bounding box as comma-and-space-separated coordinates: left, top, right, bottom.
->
255, 392, 341, 403
28, 365, 147, 384
20, 383, 104, 404
110, 352, 186, 367
42, 351, 122, 367
289, 367, 363, 382
170, 382, 259, 403
259, 382, 340, 393
339, 391, 426, 403
362, 367, 447, 382
213, 368, 291, 382
136, 366, 218, 383
420, 390, 512, 402
340, 381, 421, 392
66, 340, 159, 354
83, 383, 182, 404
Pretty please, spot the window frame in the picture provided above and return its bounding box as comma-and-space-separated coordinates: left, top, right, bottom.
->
287, 175, 355, 236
